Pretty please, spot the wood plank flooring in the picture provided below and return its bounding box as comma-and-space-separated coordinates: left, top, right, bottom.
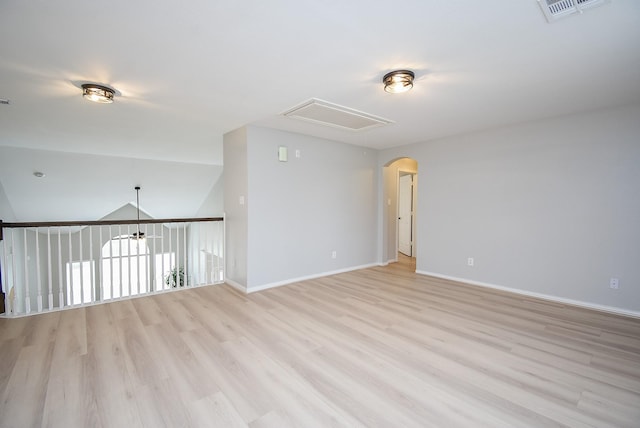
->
1, 256, 639, 427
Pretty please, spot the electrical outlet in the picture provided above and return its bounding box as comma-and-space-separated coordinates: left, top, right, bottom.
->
467, 257, 474, 267
609, 278, 619, 289
331, 251, 337, 259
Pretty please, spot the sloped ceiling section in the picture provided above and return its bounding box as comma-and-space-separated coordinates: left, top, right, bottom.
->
0, 147, 223, 222
0, 180, 17, 222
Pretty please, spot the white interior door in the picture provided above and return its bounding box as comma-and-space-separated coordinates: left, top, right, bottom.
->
398, 173, 413, 256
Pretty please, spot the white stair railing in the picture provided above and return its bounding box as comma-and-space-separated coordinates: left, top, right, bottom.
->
0, 217, 224, 317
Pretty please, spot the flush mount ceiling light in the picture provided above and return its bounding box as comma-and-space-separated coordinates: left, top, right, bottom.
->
383, 70, 415, 94
81, 83, 115, 103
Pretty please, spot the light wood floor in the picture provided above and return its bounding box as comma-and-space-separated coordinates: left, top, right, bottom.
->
1, 256, 639, 427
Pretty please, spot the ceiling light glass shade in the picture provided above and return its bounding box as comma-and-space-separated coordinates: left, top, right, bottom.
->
383, 70, 415, 93
81, 84, 114, 103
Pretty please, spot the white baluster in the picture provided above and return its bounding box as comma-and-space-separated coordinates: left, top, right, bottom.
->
198, 222, 202, 285
79, 227, 84, 305
129, 224, 134, 296
98, 226, 103, 301
57, 228, 63, 308
152, 223, 157, 292
136, 226, 140, 296
169, 224, 173, 289
89, 226, 95, 303
68, 227, 73, 306
1, 235, 9, 314
23, 229, 30, 314
161, 224, 165, 290
222, 215, 226, 282
118, 226, 124, 297
35, 227, 42, 312
183, 223, 187, 286
47, 228, 53, 310
10, 230, 17, 315
109, 225, 115, 300
144, 223, 149, 294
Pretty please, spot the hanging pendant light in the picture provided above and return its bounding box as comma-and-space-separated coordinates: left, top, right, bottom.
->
133, 186, 145, 240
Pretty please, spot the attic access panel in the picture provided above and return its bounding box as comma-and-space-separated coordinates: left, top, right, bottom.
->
282, 99, 393, 131
538, 0, 609, 22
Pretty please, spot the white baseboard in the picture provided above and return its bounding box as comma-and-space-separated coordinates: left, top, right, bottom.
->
416, 270, 640, 319
245, 263, 379, 294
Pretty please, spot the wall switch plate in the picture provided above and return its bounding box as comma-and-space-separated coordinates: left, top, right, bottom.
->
467, 257, 474, 267
295, 149, 301, 158
278, 146, 288, 162
331, 250, 337, 259
610, 278, 619, 289
239, 196, 245, 205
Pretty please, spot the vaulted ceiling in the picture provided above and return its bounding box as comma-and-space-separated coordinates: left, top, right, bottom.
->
1, 0, 639, 221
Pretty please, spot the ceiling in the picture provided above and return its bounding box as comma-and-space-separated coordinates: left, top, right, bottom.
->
1, 0, 639, 221
0, 146, 223, 222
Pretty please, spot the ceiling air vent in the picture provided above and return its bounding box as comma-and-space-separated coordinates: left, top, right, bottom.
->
538, 0, 609, 22
282, 98, 393, 131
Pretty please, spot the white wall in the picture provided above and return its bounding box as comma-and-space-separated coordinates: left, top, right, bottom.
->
223, 127, 249, 287
224, 126, 379, 290
102, 203, 154, 222
196, 175, 224, 217
0, 180, 16, 222
0, 181, 18, 311
247, 126, 378, 289
379, 103, 640, 313
0, 146, 223, 222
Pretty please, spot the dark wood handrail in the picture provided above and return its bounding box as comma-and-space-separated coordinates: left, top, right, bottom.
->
0, 217, 223, 241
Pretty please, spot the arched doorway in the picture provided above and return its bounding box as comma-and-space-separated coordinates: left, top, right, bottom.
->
382, 157, 418, 267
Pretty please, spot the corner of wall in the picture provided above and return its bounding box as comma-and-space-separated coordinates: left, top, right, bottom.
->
196, 175, 224, 217
0, 180, 17, 222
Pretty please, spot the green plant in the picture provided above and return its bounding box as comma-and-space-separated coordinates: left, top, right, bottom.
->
166, 267, 185, 287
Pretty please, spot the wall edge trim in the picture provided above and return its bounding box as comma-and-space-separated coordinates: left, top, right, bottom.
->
224, 278, 247, 294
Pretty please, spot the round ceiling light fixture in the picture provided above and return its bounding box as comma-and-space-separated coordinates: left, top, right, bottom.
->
383, 70, 415, 94
81, 83, 115, 104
